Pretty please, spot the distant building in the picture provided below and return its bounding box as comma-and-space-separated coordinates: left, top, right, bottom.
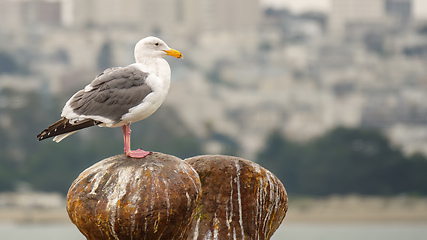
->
0, 0, 260, 39
0, 0, 64, 31
329, 0, 413, 36
385, 0, 412, 25
329, 0, 385, 34
70, 0, 260, 37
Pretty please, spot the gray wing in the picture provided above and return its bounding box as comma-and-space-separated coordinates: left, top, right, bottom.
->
68, 65, 152, 123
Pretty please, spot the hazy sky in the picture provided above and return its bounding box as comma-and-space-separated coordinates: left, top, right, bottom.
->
261, 0, 427, 19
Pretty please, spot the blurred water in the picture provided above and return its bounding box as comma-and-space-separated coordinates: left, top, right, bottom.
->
272, 222, 427, 240
0, 223, 85, 240
0, 222, 426, 240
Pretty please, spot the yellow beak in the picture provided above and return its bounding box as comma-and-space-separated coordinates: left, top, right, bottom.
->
164, 48, 183, 59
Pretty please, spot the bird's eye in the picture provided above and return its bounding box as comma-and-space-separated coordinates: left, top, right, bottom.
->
155, 42, 159, 46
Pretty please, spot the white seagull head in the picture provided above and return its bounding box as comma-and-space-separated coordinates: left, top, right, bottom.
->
134, 36, 183, 62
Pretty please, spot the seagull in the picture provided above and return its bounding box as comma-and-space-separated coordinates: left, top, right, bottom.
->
37, 36, 183, 158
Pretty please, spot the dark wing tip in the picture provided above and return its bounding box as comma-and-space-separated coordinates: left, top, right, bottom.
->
37, 118, 101, 142
36, 117, 68, 141
36, 129, 50, 141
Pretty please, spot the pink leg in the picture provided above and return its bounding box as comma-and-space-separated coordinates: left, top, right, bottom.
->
122, 123, 151, 158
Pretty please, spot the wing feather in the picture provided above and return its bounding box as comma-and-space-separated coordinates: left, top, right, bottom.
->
66, 65, 152, 123
37, 117, 100, 141
37, 65, 152, 141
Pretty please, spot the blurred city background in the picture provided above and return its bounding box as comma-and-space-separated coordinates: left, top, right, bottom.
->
0, 0, 427, 239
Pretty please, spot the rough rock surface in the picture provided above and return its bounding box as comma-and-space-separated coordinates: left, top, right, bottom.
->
67, 153, 287, 240
185, 155, 288, 240
67, 152, 201, 240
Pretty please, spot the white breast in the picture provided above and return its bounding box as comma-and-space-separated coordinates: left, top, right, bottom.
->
120, 60, 171, 124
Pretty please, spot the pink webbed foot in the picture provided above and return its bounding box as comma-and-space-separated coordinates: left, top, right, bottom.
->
125, 149, 151, 158
122, 123, 151, 158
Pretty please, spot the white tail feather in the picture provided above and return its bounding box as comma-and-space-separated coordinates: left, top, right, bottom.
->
53, 131, 77, 143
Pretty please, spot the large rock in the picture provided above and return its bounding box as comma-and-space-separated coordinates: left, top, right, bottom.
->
67, 153, 287, 240
185, 155, 288, 240
67, 152, 201, 240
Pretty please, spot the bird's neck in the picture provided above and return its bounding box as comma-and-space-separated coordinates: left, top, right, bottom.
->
134, 57, 171, 80
136, 57, 165, 67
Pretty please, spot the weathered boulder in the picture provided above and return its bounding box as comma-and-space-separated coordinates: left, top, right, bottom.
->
67, 152, 201, 240
67, 153, 287, 240
185, 155, 288, 240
